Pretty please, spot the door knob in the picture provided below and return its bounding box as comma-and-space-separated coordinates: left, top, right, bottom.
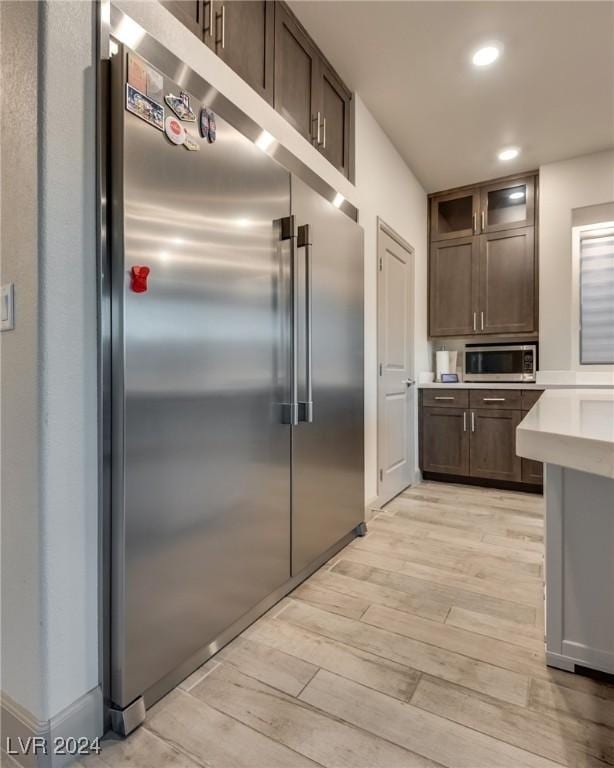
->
401, 378, 415, 386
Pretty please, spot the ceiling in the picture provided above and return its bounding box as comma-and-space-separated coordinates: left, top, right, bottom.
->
288, 1, 614, 192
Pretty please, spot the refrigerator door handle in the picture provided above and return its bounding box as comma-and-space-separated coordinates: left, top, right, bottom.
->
280, 216, 299, 425
297, 224, 313, 423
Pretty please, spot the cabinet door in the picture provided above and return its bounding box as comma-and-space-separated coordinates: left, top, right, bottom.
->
480, 176, 535, 233
469, 409, 522, 482
429, 235, 479, 337
430, 189, 480, 242
522, 458, 543, 485
163, 1, 203, 37
274, 3, 318, 141
318, 61, 351, 177
421, 407, 469, 475
479, 227, 536, 335
209, 1, 274, 104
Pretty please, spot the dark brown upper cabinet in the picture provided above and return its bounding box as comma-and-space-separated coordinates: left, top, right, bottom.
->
479, 227, 536, 335
318, 62, 352, 178
429, 235, 478, 337
163, 1, 203, 37
430, 188, 480, 242
204, 1, 274, 105
428, 172, 538, 339
480, 176, 535, 233
274, 3, 318, 141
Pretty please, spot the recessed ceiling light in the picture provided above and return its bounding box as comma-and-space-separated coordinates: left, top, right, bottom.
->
498, 147, 520, 161
472, 45, 501, 67
509, 190, 525, 200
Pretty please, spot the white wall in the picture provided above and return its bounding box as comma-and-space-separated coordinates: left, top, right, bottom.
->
353, 98, 428, 502
539, 149, 614, 372
115, 1, 429, 505
1, 0, 99, 726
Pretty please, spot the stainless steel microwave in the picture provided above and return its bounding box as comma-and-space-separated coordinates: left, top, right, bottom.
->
463, 344, 537, 383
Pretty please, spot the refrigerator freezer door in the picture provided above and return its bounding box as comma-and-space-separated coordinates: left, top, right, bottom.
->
291, 176, 365, 575
111, 54, 292, 708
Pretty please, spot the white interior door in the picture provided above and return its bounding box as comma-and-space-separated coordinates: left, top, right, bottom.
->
377, 223, 415, 504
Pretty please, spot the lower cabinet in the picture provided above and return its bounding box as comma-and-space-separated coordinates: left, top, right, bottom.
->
419, 389, 543, 488
421, 407, 469, 475
469, 409, 522, 482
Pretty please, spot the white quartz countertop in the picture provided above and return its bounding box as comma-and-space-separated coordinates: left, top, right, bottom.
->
419, 382, 614, 390
516, 389, 614, 479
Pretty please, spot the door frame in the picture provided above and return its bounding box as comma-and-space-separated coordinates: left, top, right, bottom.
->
376, 218, 416, 506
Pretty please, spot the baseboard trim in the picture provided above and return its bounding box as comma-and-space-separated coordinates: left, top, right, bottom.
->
1, 687, 103, 767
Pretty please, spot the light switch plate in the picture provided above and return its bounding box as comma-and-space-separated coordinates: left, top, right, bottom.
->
1, 283, 14, 331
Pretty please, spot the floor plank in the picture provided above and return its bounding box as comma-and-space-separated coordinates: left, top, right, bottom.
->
411, 675, 614, 767
445, 606, 545, 651
299, 669, 560, 768
190, 662, 434, 767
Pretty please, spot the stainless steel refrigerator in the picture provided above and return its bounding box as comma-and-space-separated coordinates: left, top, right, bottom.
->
107, 38, 363, 732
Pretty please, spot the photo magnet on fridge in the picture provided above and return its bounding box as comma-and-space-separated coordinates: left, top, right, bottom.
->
127, 53, 148, 93
199, 107, 210, 139
126, 84, 164, 131
207, 111, 217, 143
165, 91, 197, 122
146, 68, 164, 105
165, 115, 186, 145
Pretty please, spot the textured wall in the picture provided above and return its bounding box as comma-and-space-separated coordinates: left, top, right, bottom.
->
539, 149, 614, 372
1, 0, 99, 723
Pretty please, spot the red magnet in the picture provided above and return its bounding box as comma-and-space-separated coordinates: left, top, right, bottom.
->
131, 266, 150, 293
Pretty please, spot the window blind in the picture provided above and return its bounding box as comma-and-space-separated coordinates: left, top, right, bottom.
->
580, 228, 614, 365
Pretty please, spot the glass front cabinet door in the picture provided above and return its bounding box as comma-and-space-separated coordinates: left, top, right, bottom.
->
480, 176, 535, 233
430, 188, 480, 241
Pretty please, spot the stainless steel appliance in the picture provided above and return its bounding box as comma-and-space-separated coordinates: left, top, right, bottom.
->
463, 343, 537, 382
106, 36, 364, 732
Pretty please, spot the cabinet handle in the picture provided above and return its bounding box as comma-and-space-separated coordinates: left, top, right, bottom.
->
483, 397, 505, 402
473, 312, 477, 331
312, 112, 321, 146
472, 212, 477, 234
322, 116, 326, 149
434, 396, 455, 400
481, 211, 485, 230
221, 3, 225, 48
463, 411, 467, 432
471, 411, 476, 432
480, 311, 484, 330
205, 1, 213, 37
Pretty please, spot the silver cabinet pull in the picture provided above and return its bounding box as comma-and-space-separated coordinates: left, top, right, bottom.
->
481, 211, 485, 230
312, 112, 321, 146
205, 1, 214, 37
434, 396, 454, 400
480, 311, 484, 330
483, 397, 505, 402
297, 224, 313, 423
322, 116, 326, 149
472, 213, 477, 234
473, 312, 477, 332
471, 411, 476, 432
221, 3, 225, 48
463, 411, 467, 432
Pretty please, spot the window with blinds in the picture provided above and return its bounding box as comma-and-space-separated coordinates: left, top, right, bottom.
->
579, 227, 614, 365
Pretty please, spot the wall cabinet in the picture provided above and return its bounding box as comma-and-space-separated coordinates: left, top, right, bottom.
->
428, 174, 538, 338
162, 0, 353, 178
419, 388, 544, 489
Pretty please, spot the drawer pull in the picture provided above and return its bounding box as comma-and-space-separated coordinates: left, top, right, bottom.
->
483, 397, 505, 402
434, 396, 455, 400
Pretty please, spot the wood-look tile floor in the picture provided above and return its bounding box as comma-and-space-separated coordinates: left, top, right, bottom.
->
82, 481, 614, 768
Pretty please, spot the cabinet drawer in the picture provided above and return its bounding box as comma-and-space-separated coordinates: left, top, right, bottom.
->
422, 389, 469, 408
469, 389, 521, 410
521, 389, 544, 411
